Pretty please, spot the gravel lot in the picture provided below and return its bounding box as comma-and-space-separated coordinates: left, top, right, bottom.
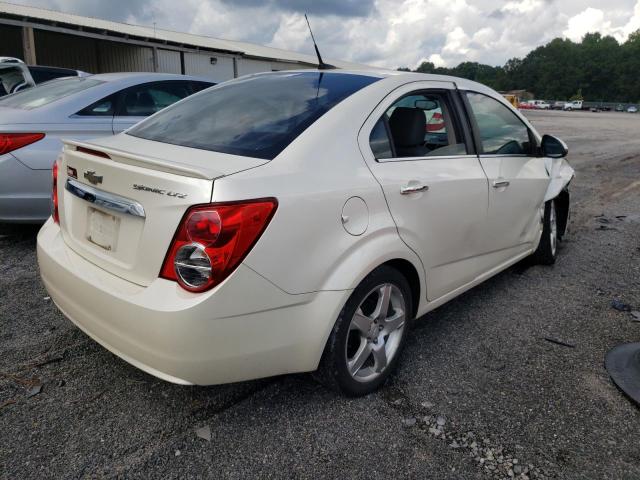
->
1, 110, 640, 479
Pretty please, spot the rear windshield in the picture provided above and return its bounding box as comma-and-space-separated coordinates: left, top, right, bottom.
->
127, 72, 380, 160
0, 77, 102, 110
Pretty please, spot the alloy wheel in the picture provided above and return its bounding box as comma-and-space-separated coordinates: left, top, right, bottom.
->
345, 283, 406, 382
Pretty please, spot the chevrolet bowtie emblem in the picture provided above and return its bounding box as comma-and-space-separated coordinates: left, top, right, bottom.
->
84, 170, 103, 185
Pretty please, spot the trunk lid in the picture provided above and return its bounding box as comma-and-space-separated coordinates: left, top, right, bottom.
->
57, 135, 268, 286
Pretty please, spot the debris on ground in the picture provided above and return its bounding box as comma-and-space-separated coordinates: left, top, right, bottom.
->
0, 399, 17, 410
402, 417, 417, 427
26, 385, 42, 398
611, 298, 633, 312
195, 425, 212, 441
630, 311, 640, 321
544, 337, 576, 348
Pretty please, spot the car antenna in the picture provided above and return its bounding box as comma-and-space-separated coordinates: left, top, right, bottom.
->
304, 14, 336, 70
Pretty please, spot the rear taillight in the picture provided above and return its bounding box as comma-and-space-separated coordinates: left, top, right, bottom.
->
0, 133, 45, 155
51, 157, 60, 224
160, 199, 278, 292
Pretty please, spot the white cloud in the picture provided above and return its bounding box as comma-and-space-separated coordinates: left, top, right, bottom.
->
502, 0, 543, 14
563, 7, 613, 41
620, 0, 640, 37
428, 54, 446, 67
9, 0, 640, 69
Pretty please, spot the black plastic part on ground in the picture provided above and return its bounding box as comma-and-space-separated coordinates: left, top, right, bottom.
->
605, 342, 640, 405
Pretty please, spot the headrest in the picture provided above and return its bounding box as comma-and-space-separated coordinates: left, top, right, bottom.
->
389, 107, 426, 146
126, 91, 155, 116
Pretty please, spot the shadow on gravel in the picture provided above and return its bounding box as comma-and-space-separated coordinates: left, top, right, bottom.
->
0, 223, 41, 239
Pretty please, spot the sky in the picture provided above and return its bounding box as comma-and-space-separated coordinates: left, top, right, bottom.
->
9, 0, 640, 68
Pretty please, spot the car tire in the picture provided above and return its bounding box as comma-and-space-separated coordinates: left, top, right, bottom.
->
314, 265, 413, 397
533, 199, 558, 265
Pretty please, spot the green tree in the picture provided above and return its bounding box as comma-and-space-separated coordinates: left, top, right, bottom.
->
406, 31, 640, 102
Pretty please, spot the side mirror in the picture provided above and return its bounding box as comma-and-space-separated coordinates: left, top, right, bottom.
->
541, 134, 568, 158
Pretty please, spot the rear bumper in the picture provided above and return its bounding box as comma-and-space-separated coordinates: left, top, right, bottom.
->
0, 153, 51, 223
37, 219, 348, 385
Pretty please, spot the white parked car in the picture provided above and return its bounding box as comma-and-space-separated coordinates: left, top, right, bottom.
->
530, 100, 550, 109
37, 70, 574, 396
564, 100, 583, 111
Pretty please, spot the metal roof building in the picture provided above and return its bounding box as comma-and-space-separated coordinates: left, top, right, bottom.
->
0, 2, 367, 82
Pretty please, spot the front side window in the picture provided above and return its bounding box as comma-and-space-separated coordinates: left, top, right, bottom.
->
370, 91, 466, 160
465, 92, 533, 155
0, 77, 102, 110
128, 72, 380, 160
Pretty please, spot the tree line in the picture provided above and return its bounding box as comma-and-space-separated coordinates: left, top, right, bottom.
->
400, 31, 640, 103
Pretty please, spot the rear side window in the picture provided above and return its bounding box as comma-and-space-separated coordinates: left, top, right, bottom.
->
465, 92, 533, 155
371, 91, 466, 160
369, 119, 393, 159
128, 72, 380, 160
0, 77, 102, 110
118, 81, 194, 117
77, 94, 117, 116
190, 81, 214, 93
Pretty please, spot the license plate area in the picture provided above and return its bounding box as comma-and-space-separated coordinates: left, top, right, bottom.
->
87, 207, 119, 251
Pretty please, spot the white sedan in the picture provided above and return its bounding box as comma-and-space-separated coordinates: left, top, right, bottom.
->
37, 70, 574, 396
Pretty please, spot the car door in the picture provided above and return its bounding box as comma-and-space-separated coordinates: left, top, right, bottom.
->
68, 92, 119, 140
111, 80, 196, 133
359, 82, 489, 301
463, 91, 549, 266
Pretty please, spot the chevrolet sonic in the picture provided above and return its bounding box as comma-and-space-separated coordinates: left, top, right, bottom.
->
37, 70, 574, 396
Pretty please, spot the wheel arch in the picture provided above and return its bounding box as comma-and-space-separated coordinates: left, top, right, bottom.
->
553, 188, 570, 238
380, 258, 421, 319
314, 255, 424, 373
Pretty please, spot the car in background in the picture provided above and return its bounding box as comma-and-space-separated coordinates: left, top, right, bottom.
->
518, 101, 535, 110
37, 70, 574, 396
530, 100, 550, 110
628, 105, 638, 113
563, 100, 583, 111
615, 104, 625, 112
0, 73, 214, 223
0, 57, 87, 97
551, 101, 565, 110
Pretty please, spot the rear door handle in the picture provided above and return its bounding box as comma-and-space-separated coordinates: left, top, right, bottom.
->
492, 180, 510, 188
400, 184, 429, 194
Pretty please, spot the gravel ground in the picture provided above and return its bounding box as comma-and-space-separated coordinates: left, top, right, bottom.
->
1, 110, 640, 479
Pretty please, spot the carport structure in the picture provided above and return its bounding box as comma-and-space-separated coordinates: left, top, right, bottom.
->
0, 2, 363, 82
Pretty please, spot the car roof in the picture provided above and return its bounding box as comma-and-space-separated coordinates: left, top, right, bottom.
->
252, 68, 499, 97
88, 72, 213, 83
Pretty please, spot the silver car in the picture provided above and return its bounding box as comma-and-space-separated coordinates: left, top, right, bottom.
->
0, 73, 214, 223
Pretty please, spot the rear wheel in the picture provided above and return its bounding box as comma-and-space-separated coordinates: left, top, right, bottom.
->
533, 199, 558, 265
315, 266, 413, 396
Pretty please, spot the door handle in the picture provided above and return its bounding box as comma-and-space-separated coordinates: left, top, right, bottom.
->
400, 184, 429, 195
492, 180, 510, 188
